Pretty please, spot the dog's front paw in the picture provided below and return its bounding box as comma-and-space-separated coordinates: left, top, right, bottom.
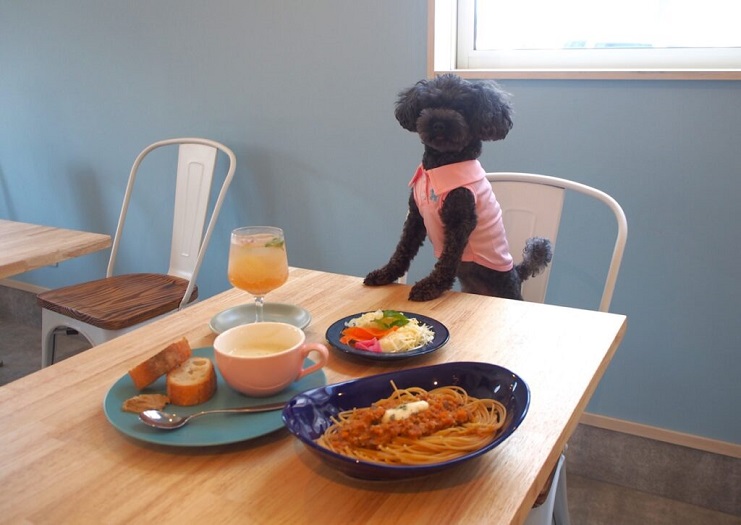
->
408, 279, 445, 301
364, 267, 399, 286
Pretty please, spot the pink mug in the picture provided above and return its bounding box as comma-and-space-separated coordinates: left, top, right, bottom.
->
213, 322, 328, 397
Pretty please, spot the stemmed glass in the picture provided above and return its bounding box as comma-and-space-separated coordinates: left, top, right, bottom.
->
228, 226, 289, 323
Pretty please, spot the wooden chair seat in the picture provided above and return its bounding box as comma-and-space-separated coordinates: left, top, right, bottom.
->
37, 273, 198, 331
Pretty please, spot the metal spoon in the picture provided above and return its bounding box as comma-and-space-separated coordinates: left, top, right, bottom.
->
139, 401, 286, 430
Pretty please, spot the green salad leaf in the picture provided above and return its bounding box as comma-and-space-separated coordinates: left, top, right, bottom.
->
371, 310, 410, 329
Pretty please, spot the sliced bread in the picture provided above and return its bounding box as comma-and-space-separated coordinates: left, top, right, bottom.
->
128, 338, 192, 390
122, 393, 170, 413
166, 357, 217, 406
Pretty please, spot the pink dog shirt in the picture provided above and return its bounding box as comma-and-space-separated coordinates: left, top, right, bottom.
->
409, 160, 513, 272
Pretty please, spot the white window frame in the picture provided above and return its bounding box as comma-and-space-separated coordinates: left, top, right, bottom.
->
429, 0, 741, 80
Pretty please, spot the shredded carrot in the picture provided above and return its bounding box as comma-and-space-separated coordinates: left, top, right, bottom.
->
340, 325, 398, 346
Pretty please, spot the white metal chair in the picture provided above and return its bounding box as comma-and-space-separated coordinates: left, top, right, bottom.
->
489, 172, 627, 525
37, 138, 237, 367
488, 172, 627, 312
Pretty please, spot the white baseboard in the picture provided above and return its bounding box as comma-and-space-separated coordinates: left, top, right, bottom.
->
0, 278, 49, 294
581, 412, 740, 459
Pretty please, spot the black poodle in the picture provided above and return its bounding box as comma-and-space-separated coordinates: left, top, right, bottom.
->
364, 74, 552, 302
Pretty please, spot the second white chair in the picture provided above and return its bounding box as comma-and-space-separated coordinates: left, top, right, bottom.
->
37, 138, 237, 367
488, 172, 627, 312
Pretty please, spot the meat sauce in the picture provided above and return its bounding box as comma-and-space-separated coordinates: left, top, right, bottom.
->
333, 392, 472, 449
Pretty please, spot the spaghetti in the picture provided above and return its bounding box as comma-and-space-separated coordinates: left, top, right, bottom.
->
317, 383, 507, 465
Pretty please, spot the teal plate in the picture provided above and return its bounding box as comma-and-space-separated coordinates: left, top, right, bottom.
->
103, 347, 326, 447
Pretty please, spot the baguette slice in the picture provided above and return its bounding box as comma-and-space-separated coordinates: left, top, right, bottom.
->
122, 393, 170, 413
166, 357, 217, 406
128, 338, 192, 390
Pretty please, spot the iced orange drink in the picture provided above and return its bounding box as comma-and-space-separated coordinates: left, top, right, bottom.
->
228, 228, 288, 296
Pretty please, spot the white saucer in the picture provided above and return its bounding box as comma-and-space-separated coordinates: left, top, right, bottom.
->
209, 303, 312, 334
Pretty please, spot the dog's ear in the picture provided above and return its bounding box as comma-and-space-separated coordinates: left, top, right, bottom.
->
471, 81, 514, 141
394, 80, 426, 132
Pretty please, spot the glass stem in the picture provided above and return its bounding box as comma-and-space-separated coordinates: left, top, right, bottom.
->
254, 295, 265, 322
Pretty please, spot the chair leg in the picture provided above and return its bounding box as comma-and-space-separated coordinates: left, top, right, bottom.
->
41, 310, 83, 368
553, 455, 572, 525
523, 453, 567, 525
41, 325, 57, 368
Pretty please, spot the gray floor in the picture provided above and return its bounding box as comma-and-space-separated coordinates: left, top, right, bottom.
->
0, 286, 90, 381
1, 284, 739, 525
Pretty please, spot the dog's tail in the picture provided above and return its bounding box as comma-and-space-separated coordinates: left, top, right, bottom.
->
515, 237, 553, 282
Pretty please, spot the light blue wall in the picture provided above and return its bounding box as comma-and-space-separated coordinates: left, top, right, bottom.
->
2, 1, 739, 444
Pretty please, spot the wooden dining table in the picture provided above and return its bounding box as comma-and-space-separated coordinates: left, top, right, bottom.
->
0, 267, 626, 525
0, 219, 111, 280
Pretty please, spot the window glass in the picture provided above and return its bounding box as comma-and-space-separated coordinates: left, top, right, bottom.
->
475, 0, 741, 51
435, 0, 741, 79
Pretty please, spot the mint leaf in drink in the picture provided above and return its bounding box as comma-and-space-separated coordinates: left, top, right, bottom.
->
265, 237, 284, 248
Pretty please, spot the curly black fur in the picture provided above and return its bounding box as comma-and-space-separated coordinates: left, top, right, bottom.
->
364, 74, 552, 301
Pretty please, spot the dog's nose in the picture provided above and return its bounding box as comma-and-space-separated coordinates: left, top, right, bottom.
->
432, 121, 446, 134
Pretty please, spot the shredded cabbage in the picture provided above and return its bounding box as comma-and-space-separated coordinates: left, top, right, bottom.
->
346, 310, 386, 328
378, 323, 435, 352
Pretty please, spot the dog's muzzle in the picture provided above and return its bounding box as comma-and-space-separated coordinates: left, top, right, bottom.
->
417, 108, 470, 152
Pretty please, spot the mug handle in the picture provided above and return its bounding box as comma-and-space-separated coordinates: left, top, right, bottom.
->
296, 343, 329, 380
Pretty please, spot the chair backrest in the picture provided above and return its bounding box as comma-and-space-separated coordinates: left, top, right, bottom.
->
487, 172, 627, 312
107, 138, 237, 309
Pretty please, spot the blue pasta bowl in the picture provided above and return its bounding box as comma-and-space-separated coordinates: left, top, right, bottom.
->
281, 361, 529, 480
